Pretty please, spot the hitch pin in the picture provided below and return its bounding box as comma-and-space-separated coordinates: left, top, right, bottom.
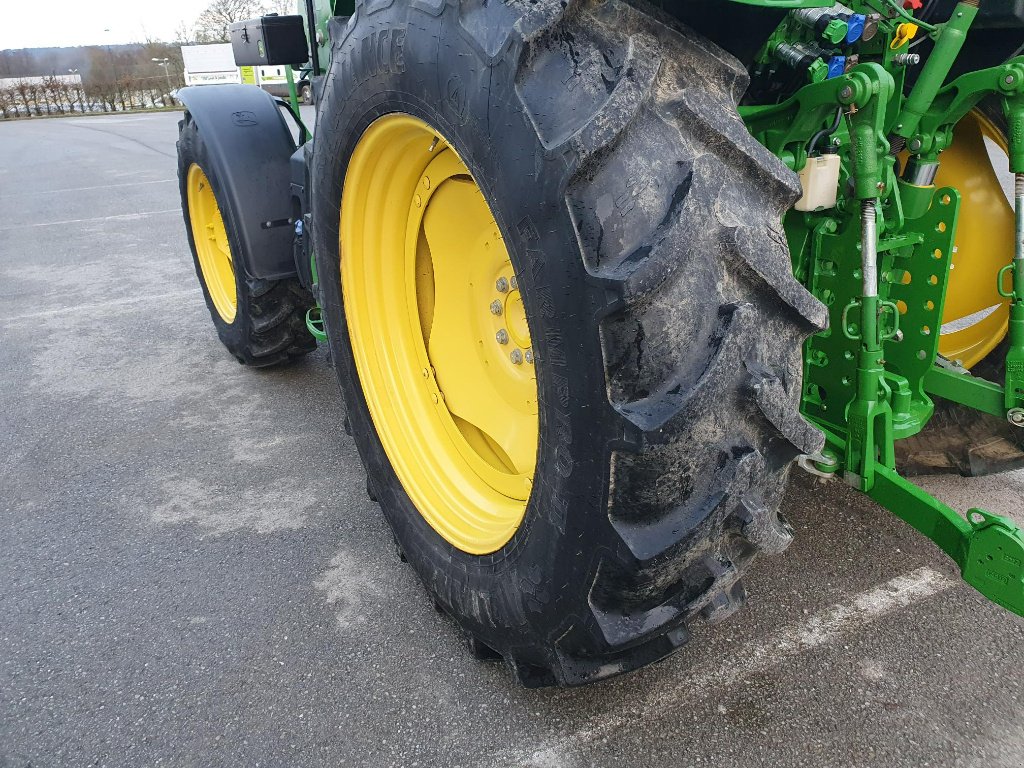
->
798, 450, 839, 481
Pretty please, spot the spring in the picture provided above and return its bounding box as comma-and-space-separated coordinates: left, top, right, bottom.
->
862, 200, 879, 298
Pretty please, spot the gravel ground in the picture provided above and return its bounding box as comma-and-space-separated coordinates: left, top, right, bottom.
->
1, 111, 1022, 768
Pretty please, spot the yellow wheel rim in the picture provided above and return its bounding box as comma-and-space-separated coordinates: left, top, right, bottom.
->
935, 109, 1015, 369
187, 163, 237, 323
341, 115, 539, 555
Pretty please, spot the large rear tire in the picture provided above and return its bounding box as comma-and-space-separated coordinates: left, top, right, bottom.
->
177, 114, 317, 367
313, 0, 826, 686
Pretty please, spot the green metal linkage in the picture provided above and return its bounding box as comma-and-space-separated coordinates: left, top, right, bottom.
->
909, 58, 1024, 162
820, 428, 1024, 615
874, 469, 1024, 615
893, 1, 979, 145
842, 66, 899, 490
923, 365, 1006, 418
743, 5, 1024, 617
1002, 159, 1024, 417
742, 71, 877, 173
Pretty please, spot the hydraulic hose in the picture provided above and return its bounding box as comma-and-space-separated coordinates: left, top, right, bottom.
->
808, 107, 844, 156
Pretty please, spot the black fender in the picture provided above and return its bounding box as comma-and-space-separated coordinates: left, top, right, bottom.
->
177, 84, 297, 280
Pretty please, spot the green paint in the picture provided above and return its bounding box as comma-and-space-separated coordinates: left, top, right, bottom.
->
821, 428, 1024, 616
744, 3, 1024, 615
305, 306, 327, 342
285, 65, 301, 126
307, 249, 324, 341
823, 18, 848, 45
894, 2, 978, 144
923, 366, 1006, 418
1003, 271, 1024, 412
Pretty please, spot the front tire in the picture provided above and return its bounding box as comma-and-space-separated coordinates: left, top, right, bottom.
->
313, 0, 826, 686
177, 114, 317, 366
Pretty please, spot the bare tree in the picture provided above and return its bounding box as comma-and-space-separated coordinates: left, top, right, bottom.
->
42, 76, 65, 115
71, 80, 85, 112
263, 0, 298, 15
194, 0, 267, 43
56, 79, 76, 113
173, 20, 196, 45
0, 87, 14, 119
14, 80, 34, 116
84, 81, 110, 112
30, 82, 42, 115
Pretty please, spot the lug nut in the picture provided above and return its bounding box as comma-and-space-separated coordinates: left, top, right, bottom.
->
509, 276, 518, 291
510, 349, 523, 365
490, 300, 503, 316
496, 277, 509, 293
496, 329, 509, 345
525, 349, 534, 364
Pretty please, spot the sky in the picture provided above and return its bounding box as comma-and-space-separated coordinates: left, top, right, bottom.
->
0, 0, 213, 50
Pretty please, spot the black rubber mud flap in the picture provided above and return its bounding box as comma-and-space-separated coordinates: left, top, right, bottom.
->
177, 84, 298, 280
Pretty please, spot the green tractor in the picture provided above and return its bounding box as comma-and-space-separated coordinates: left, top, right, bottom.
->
175, 0, 1024, 686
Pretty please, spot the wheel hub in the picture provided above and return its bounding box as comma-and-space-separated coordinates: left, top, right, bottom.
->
340, 114, 539, 555
186, 163, 237, 323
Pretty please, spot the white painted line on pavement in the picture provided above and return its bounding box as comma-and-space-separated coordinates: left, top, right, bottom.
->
0, 179, 176, 198
0, 209, 180, 231
1, 288, 201, 323
514, 566, 955, 767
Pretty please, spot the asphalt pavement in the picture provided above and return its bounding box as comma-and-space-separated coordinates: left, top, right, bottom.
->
1, 110, 1022, 768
